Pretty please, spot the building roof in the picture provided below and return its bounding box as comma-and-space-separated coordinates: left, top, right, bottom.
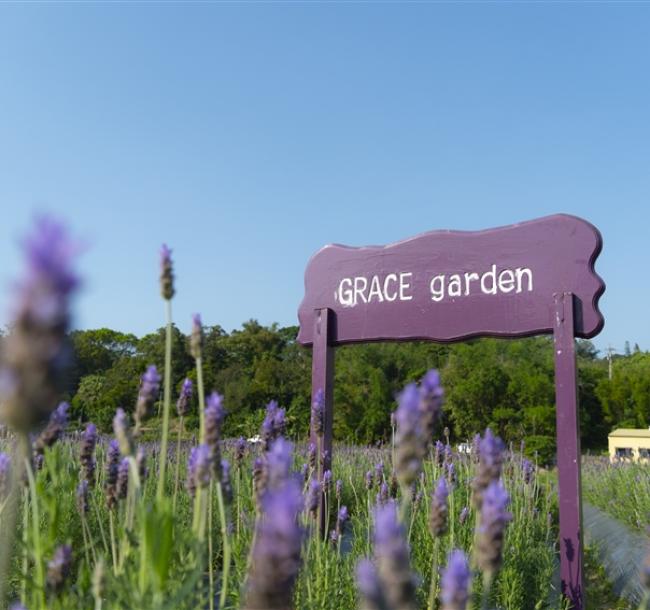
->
608, 428, 650, 439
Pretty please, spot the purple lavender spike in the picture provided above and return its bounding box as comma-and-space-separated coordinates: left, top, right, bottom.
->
160, 243, 174, 300
34, 401, 69, 454
394, 383, 425, 488
476, 481, 513, 577
46, 544, 73, 593
176, 378, 193, 417
134, 365, 161, 429
79, 423, 97, 485
190, 313, 203, 359
430, 476, 449, 537
440, 549, 471, 610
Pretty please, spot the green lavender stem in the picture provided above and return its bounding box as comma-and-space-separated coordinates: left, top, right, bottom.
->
196, 356, 206, 443
157, 298, 173, 501
173, 416, 184, 513
25, 456, 46, 610
217, 482, 231, 609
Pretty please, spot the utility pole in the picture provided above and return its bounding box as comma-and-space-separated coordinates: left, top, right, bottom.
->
606, 345, 618, 381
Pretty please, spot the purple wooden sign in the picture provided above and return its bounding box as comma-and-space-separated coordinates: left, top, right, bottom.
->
297, 214, 605, 609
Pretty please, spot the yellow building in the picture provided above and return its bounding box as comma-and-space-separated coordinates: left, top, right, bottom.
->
607, 428, 650, 462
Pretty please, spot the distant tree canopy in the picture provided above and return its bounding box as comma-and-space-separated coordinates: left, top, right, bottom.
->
33, 321, 648, 464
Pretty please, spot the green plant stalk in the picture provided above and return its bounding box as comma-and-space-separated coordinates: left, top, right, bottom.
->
173, 416, 184, 513
216, 481, 231, 609
25, 456, 46, 610
93, 495, 109, 556
208, 481, 215, 610
21, 487, 28, 606
109, 510, 118, 574
196, 356, 206, 443
157, 298, 173, 501
427, 537, 440, 610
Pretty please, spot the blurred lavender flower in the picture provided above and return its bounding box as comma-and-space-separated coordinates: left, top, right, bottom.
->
46, 544, 73, 593
308, 442, 317, 470
176, 378, 193, 417
104, 440, 120, 510
471, 434, 481, 463
389, 471, 398, 497
261, 400, 286, 450
356, 559, 389, 610
459, 506, 470, 525
373, 500, 417, 610
306, 479, 321, 517
0, 452, 10, 499
322, 469, 332, 493
419, 369, 444, 445
34, 401, 69, 455
300, 462, 309, 483
159, 243, 175, 300
136, 446, 148, 483
446, 462, 456, 485
79, 423, 97, 485
113, 408, 134, 457
522, 459, 534, 484
375, 460, 384, 483
116, 458, 129, 500
76, 479, 89, 515
221, 459, 233, 503
266, 437, 293, 490
434, 440, 445, 467
376, 482, 390, 506
440, 549, 471, 610
336, 505, 349, 538
9, 603, 27, 610
430, 477, 449, 537
476, 481, 512, 578
134, 365, 161, 431
205, 391, 226, 479
187, 444, 212, 495
0, 217, 80, 433
365, 470, 375, 491
311, 388, 325, 437
190, 313, 203, 360
472, 428, 505, 509
335, 479, 343, 501
253, 457, 268, 507
235, 436, 247, 466
394, 383, 426, 489
244, 479, 304, 610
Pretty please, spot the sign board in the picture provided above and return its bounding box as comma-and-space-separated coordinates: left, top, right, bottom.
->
297, 214, 605, 609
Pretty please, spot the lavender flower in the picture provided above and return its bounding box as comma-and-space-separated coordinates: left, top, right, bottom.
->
187, 444, 212, 494
335, 479, 343, 501
373, 500, 417, 610
104, 440, 120, 510
116, 458, 129, 500
300, 462, 309, 483
311, 389, 325, 436
375, 460, 384, 483
472, 428, 505, 509
235, 436, 247, 466
0, 217, 80, 433
221, 459, 233, 503
419, 369, 444, 445
266, 437, 293, 490
394, 383, 426, 488
176, 378, 193, 417
160, 243, 174, 300
522, 459, 534, 484
136, 446, 148, 482
434, 440, 445, 467
308, 442, 317, 470
440, 549, 471, 610
190, 313, 203, 360
365, 470, 375, 491
306, 479, 321, 517
476, 481, 513, 577
113, 408, 134, 457
79, 423, 97, 485
46, 544, 73, 593
76, 479, 89, 515
376, 482, 389, 506
134, 365, 161, 431
205, 391, 226, 479
34, 401, 69, 455
9, 603, 27, 610
430, 477, 449, 537
261, 400, 286, 449
336, 505, 349, 537
243, 479, 304, 610
322, 469, 332, 493
0, 452, 10, 499
356, 559, 389, 610
253, 457, 267, 506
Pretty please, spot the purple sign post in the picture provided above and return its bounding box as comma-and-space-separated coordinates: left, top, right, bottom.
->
297, 214, 604, 609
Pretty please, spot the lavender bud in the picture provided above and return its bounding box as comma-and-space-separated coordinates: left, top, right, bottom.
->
188, 444, 212, 492
104, 440, 120, 510
159, 243, 174, 300
389, 471, 398, 497
134, 365, 161, 431
136, 446, 148, 483
522, 459, 534, 484
419, 369, 444, 446
205, 392, 226, 480
306, 479, 321, 517
235, 436, 247, 466
434, 440, 445, 467
365, 470, 375, 491
322, 469, 332, 493
244, 480, 304, 610
113, 408, 134, 457
0, 217, 80, 433
440, 549, 471, 610
373, 500, 417, 610
336, 505, 349, 537
262, 400, 285, 450
76, 479, 89, 515
190, 313, 203, 360
34, 401, 69, 455
308, 442, 317, 470
46, 544, 73, 593
356, 559, 389, 610
335, 479, 343, 501
0, 452, 11, 499
176, 378, 193, 417
266, 438, 293, 491
394, 383, 426, 489
374, 460, 384, 483
476, 481, 513, 577
116, 458, 129, 500
446, 462, 456, 485
221, 459, 233, 503
311, 389, 325, 437
79, 423, 97, 485
430, 477, 449, 537
472, 428, 505, 510
253, 457, 268, 507
376, 482, 389, 506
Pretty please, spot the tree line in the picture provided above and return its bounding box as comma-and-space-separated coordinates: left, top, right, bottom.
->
9, 321, 648, 463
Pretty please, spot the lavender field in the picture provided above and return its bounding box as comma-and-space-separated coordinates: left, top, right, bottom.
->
0, 218, 646, 610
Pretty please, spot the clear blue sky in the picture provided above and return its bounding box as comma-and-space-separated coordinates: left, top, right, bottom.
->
0, 3, 648, 355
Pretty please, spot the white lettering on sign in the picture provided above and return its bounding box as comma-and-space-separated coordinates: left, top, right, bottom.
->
335, 266, 533, 307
